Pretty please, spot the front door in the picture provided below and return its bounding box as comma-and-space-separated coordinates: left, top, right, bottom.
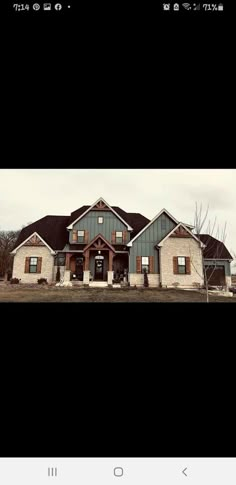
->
95, 259, 104, 280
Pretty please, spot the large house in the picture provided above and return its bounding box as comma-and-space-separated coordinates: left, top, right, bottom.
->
11, 197, 233, 288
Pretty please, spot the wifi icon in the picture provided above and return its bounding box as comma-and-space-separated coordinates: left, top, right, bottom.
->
182, 2, 191, 9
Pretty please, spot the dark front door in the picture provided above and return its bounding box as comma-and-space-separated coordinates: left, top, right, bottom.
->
95, 259, 104, 280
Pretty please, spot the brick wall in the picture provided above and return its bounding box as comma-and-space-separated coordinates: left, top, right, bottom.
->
160, 237, 203, 287
13, 246, 54, 283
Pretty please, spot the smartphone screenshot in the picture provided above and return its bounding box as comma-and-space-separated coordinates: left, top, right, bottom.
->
1, 0, 234, 483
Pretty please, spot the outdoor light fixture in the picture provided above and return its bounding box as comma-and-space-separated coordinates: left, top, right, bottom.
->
98, 250, 101, 255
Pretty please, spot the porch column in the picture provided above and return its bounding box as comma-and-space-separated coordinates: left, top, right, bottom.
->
84, 250, 90, 270
109, 250, 114, 271
64, 253, 72, 281
108, 250, 114, 285
65, 253, 72, 270
83, 250, 90, 284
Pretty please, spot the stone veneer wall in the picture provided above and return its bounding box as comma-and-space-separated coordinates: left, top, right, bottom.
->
13, 246, 54, 283
160, 237, 203, 287
128, 273, 160, 287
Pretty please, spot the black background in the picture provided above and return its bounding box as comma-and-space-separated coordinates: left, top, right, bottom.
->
1, 0, 234, 458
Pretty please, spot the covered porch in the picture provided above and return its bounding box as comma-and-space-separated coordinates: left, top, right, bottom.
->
64, 234, 119, 286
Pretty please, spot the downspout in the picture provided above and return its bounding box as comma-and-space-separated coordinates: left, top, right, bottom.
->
159, 247, 162, 288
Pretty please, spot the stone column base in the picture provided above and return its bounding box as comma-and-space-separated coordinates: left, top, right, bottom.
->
225, 275, 232, 291
83, 270, 90, 285
64, 270, 71, 282
107, 271, 114, 285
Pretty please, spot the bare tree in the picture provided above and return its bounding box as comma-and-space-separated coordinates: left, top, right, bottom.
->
190, 203, 228, 302
231, 251, 236, 276
0, 230, 20, 278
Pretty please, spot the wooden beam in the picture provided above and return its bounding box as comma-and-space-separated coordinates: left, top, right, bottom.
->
65, 253, 72, 270
84, 250, 90, 270
109, 251, 113, 271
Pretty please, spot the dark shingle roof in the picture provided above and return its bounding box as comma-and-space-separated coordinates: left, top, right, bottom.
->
13, 215, 70, 251
199, 234, 232, 260
112, 206, 150, 237
67, 206, 90, 226
13, 205, 150, 251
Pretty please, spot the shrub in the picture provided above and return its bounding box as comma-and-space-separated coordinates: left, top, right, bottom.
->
10, 278, 20, 284
56, 266, 61, 282
143, 268, 149, 287
38, 278, 48, 285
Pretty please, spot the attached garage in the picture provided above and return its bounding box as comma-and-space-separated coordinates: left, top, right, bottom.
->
206, 265, 225, 286
199, 234, 233, 289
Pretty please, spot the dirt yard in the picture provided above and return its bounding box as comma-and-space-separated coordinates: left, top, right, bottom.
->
0, 283, 235, 302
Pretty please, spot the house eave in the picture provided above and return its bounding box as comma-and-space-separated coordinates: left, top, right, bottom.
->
11, 231, 56, 255
128, 208, 179, 247
66, 197, 133, 231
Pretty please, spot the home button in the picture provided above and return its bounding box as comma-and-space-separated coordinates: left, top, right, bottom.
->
114, 467, 124, 477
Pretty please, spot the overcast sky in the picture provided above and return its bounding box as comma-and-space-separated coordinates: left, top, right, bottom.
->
1, 169, 235, 268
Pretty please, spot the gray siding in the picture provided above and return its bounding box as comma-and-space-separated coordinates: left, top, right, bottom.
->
204, 259, 231, 276
129, 213, 176, 273
70, 210, 130, 244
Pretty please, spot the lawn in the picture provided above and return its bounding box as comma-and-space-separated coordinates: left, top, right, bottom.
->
0, 284, 235, 302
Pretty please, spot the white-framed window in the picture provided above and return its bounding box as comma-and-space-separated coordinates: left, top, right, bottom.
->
178, 256, 186, 274
29, 257, 38, 273
77, 230, 85, 243
141, 256, 149, 274
98, 217, 103, 224
116, 231, 123, 243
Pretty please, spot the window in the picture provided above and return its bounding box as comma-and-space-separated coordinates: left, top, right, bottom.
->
98, 217, 103, 224
116, 231, 123, 243
55, 253, 65, 266
141, 256, 149, 274
178, 257, 186, 274
29, 257, 38, 273
77, 230, 85, 243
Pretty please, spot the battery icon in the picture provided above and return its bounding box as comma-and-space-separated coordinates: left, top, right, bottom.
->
218, 3, 223, 10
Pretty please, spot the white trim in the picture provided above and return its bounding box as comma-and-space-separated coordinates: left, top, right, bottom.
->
66, 197, 133, 231
58, 250, 83, 253
204, 258, 233, 262
127, 208, 179, 247
11, 232, 56, 255
180, 222, 195, 229
157, 222, 205, 248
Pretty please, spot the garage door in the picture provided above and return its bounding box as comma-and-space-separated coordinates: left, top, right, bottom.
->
206, 266, 225, 286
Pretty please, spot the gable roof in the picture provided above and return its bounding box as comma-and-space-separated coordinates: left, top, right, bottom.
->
12, 215, 70, 251
11, 231, 56, 254
127, 208, 179, 247
198, 234, 233, 260
67, 205, 90, 226
112, 207, 150, 238
66, 197, 133, 231
157, 222, 204, 247
12, 204, 150, 252
83, 233, 116, 253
